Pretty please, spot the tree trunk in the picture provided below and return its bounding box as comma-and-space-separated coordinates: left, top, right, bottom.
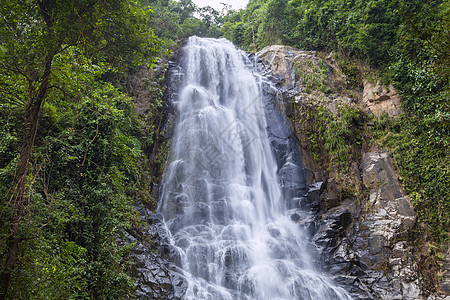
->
0, 54, 53, 300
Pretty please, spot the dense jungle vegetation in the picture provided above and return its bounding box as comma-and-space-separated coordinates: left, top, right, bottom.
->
0, 0, 220, 297
0, 0, 448, 298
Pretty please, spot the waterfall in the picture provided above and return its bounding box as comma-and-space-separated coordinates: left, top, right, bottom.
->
159, 37, 352, 300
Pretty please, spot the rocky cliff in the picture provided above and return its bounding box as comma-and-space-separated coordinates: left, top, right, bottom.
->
258, 45, 448, 299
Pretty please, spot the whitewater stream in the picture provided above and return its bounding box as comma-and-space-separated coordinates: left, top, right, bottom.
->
159, 37, 352, 300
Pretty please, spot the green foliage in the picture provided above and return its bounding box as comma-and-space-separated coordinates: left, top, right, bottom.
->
370, 40, 449, 242
295, 102, 366, 198
379, 1, 449, 241
0, 76, 142, 297
221, 0, 284, 50
0, 0, 164, 297
223, 0, 446, 70
325, 105, 366, 168
8, 238, 88, 299
144, 0, 226, 49
293, 59, 331, 93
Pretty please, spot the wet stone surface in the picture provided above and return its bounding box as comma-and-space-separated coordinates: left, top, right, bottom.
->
310, 152, 422, 299
126, 211, 188, 300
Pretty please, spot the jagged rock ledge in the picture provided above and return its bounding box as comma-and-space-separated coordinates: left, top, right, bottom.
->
257, 45, 427, 299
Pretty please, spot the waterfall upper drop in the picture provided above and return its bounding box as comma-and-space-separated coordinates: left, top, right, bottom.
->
159, 37, 352, 300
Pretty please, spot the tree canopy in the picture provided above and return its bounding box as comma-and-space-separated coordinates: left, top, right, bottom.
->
0, 0, 161, 297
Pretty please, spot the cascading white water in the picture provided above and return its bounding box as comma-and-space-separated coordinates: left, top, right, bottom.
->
159, 37, 352, 300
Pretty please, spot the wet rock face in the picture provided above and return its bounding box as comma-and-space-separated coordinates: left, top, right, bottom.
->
312, 152, 421, 299
126, 52, 187, 299
355, 152, 420, 299
126, 211, 187, 300
257, 60, 309, 206
357, 152, 417, 269
256, 46, 328, 185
